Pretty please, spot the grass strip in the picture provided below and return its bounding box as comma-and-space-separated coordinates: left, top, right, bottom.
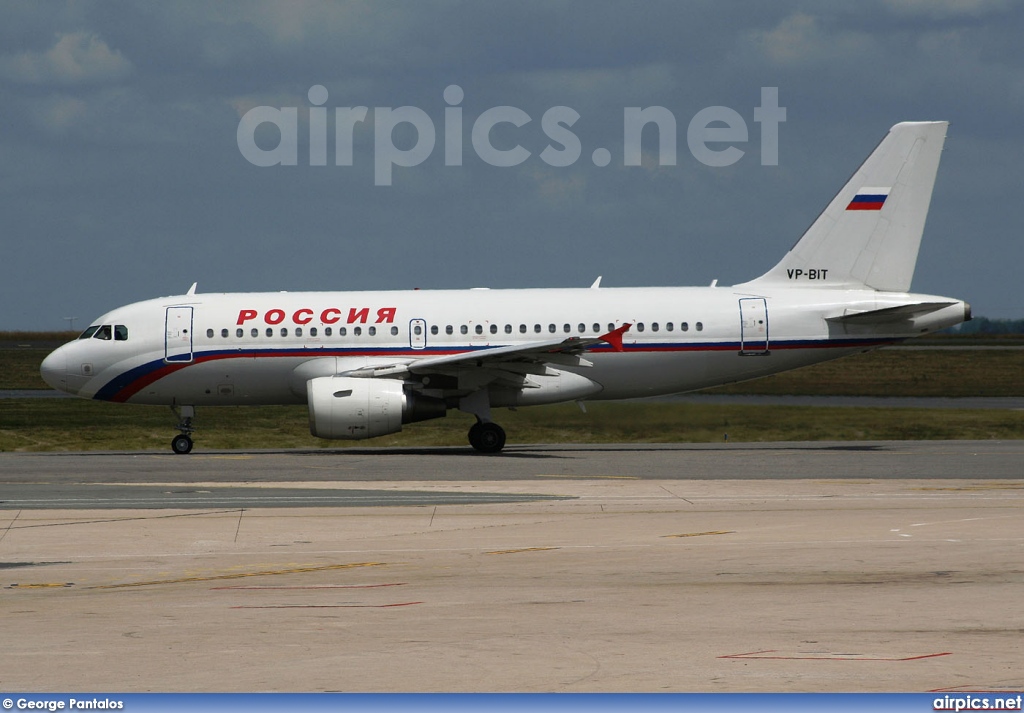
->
2, 399, 1022, 452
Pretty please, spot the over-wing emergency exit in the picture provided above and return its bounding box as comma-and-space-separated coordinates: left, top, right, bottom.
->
41, 122, 969, 453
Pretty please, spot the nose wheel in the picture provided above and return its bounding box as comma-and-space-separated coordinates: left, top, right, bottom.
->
171, 433, 194, 454
170, 405, 196, 455
468, 420, 506, 454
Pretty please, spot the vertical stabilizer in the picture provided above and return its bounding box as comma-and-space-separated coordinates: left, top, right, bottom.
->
742, 121, 947, 292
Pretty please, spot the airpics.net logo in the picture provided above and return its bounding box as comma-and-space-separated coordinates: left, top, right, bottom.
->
236, 85, 786, 186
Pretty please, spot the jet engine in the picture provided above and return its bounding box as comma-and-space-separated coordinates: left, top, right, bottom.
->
306, 376, 445, 440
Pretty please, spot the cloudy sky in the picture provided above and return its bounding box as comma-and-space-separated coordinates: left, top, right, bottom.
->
2, 0, 1022, 330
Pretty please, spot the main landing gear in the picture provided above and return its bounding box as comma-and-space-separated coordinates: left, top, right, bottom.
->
170, 405, 195, 455
459, 390, 506, 454
468, 419, 506, 454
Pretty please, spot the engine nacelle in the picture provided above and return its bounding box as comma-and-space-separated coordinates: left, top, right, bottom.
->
307, 376, 445, 440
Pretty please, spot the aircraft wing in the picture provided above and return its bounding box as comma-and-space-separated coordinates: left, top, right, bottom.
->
341, 324, 630, 380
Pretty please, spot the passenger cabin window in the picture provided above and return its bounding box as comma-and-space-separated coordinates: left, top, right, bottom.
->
325, 327, 333, 336
251, 328, 259, 338
207, 329, 214, 338
221, 328, 229, 338
296, 327, 303, 337
696, 322, 704, 331
391, 326, 399, 336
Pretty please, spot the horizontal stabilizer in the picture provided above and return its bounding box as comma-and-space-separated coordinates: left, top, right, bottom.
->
826, 301, 957, 325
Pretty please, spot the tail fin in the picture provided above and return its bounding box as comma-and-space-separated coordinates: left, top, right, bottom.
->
742, 121, 947, 292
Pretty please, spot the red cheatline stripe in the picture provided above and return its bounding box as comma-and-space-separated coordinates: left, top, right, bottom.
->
102, 337, 900, 402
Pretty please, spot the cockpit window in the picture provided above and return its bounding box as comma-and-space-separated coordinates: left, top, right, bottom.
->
93, 325, 112, 340
79, 326, 100, 340
114, 325, 129, 341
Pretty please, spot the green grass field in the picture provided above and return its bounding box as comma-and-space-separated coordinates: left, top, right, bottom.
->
706, 347, 1024, 397
3, 336, 1022, 452
2, 399, 1023, 453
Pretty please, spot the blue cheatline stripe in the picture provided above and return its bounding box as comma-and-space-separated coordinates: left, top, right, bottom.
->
93, 337, 902, 402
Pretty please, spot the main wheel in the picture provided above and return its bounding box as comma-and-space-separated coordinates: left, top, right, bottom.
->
171, 434, 194, 455
468, 421, 483, 449
468, 421, 505, 454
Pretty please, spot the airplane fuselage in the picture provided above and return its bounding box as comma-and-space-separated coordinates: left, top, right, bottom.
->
42, 285, 969, 407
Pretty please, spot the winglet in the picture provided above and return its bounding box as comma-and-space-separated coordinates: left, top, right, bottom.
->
599, 323, 631, 352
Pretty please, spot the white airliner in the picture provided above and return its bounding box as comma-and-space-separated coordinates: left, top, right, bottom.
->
41, 121, 969, 454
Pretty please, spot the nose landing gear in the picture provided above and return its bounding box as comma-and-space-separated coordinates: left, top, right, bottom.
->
171, 405, 195, 454
171, 433, 193, 455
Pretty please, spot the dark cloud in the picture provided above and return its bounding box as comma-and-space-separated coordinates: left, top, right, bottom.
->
2, 0, 1021, 329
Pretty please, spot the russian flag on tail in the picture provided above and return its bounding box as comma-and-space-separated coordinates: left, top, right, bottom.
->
846, 187, 890, 211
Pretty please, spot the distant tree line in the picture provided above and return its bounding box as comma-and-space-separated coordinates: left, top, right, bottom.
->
947, 317, 1024, 335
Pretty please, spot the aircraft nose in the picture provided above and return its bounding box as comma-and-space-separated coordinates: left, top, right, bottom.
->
40, 348, 68, 392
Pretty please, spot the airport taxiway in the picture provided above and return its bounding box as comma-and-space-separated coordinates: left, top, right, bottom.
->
1, 441, 1022, 692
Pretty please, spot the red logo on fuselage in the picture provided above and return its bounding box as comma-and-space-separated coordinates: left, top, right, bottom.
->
236, 307, 397, 326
